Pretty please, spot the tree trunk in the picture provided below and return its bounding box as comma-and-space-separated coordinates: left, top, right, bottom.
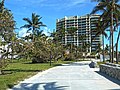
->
102, 35, 105, 62
0, 70, 2, 75
50, 51, 52, 66
111, 30, 114, 63
109, 33, 111, 62
111, 4, 114, 63
11, 42, 14, 62
71, 43, 72, 53
116, 45, 118, 64
116, 30, 120, 64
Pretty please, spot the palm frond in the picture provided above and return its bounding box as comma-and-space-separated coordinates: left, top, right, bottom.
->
21, 13, 46, 39
91, 5, 105, 14
21, 24, 31, 29
27, 28, 32, 33
23, 18, 32, 25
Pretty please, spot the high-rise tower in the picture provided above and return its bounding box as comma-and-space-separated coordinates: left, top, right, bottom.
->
56, 14, 101, 53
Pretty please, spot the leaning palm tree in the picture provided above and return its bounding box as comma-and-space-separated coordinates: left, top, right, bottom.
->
91, 0, 120, 63
21, 13, 46, 42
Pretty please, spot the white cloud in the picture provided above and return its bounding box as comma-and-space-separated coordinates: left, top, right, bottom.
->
18, 28, 30, 37
65, 0, 86, 7
38, 0, 87, 10
18, 27, 51, 37
9, 0, 89, 13
42, 27, 51, 36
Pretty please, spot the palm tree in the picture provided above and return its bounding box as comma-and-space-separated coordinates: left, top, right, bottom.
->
91, 0, 120, 63
78, 34, 90, 60
50, 29, 62, 43
21, 13, 47, 63
78, 35, 86, 52
96, 43, 102, 53
21, 13, 46, 42
115, 29, 120, 63
66, 27, 78, 53
57, 27, 66, 44
92, 20, 108, 62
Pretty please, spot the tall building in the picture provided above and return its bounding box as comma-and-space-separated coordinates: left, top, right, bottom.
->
56, 14, 102, 53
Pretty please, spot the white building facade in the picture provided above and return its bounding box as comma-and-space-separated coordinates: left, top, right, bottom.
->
56, 14, 102, 53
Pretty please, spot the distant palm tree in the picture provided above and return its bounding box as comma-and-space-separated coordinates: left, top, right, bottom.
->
66, 27, 78, 53
50, 28, 65, 43
78, 35, 86, 52
21, 13, 46, 41
96, 43, 102, 54
58, 27, 66, 43
91, 0, 120, 63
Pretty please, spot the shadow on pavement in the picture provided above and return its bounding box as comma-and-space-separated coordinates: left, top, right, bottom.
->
11, 82, 68, 90
62, 63, 90, 66
4, 69, 42, 73
96, 71, 120, 86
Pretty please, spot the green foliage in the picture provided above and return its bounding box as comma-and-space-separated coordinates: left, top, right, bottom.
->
17, 34, 65, 64
0, 1, 15, 41
20, 17, 65, 63
21, 13, 46, 41
20, 13, 65, 64
0, 0, 16, 72
66, 27, 77, 36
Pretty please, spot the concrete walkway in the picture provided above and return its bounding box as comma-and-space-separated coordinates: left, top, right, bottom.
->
8, 61, 120, 90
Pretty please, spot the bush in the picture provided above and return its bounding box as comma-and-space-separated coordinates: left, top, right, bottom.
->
64, 53, 75, 61
32, 56, 47, 63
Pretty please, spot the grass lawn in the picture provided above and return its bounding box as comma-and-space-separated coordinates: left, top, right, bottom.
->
97, 61, 120, 66
97, 61, 106, 66
0, 59, 73, 90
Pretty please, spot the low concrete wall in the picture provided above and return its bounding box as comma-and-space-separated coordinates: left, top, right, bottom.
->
100, 63, 120, 80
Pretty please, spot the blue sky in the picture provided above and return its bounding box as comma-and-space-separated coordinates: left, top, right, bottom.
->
4, 0, 120, 51
5, 0, 96, 35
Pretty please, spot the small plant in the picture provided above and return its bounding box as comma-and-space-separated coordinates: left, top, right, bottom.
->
7, 84, 14, 89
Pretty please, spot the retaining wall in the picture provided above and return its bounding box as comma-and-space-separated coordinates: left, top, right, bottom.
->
100, 63, 120, 80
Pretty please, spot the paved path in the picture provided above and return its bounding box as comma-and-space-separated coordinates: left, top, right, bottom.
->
9, 61, 120, 90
